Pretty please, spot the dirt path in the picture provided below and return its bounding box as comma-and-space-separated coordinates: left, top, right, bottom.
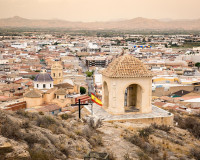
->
98, 122, 142, 160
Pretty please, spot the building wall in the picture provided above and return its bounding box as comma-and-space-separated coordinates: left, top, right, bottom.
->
153, 86, 194, 97
52, 98, 72, 108
102, 75, 152, 115
24, 97, 43, 108
34, 81, 53, 90
43, 89, 56, 103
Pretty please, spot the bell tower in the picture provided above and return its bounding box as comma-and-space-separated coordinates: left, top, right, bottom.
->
51, 60, 63, 85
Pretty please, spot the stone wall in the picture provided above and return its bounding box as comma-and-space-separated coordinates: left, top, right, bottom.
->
24, 97, 43, 108
102, 76, 152, 115
105, 115, 174, 126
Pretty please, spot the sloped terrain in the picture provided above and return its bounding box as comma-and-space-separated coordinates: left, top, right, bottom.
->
0, 110, 104, 160
0, 109, 200, 160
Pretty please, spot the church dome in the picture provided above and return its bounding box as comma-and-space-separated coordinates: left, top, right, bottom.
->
34, 68, 53, 82
102, 55, 153, 78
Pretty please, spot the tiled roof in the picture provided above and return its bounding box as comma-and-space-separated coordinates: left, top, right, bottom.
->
101, 55, 153, 78
34, 73, 53, 82
37, 104, 61, 112
24, 89, 42, 98
54, 83, 73, 89
55, 88, 66, 95
45, 87, 57, 94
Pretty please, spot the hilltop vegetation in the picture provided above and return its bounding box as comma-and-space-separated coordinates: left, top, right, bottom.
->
0, 110, 200, 160
0, 110, 104, 160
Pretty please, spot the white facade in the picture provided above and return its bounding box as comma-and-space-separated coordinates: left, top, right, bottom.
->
34, 81, 53, 91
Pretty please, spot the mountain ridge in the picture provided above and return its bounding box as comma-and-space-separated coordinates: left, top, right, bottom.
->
1, 16, 200, 30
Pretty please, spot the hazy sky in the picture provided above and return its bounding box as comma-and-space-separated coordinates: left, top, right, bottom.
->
0, 0, 200, 22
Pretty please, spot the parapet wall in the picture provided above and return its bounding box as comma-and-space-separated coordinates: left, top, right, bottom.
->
105, 115, 174, 126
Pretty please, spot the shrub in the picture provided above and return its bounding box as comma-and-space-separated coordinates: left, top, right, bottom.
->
29, 149, 53, 160
82, 125, 93, 138
126, 134, 159, 155
123, 153, 132, 160
86, 117, 103, 130
80, 86, 86, 94
60, 113, 73, 120
138, 126, 154, 138
36, 115, 57, 128
127, 134, 144, 146
23, 133, 40, 145
21, 120, 30, 129
151, 123, 171, 133
108, 151, 116, 160
16, 110, 29, 117
0, 117, 21, 140
136, 151, 151, 160
190, 148, 200, 160
92, 134, 103, 146
39, 111, 44, 115
59, 144, 70, 158
177, 117, 200, 139
85, 71, 93, 77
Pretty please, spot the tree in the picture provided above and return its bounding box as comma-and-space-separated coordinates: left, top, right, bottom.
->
30, 76, 35, 80
80, 87, 86, 94
85, 71, 93, 77
195, 62, 200, 69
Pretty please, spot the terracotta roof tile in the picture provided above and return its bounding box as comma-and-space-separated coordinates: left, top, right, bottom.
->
102, 55, 153, 78
24, 89, 42, 98
55, 88, 66, 95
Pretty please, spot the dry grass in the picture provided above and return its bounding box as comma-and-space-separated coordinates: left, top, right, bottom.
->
0, 110, 104, 160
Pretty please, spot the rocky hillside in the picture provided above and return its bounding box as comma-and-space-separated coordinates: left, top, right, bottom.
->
0, 109, 200, 160
1, 16, 200, 30
0, 110, 105, 160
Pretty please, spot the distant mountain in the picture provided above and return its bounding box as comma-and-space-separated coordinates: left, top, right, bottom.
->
1, 16, 200, 30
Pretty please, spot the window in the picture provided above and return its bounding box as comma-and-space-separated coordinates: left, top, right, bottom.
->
37, 84, 39, 88
50, 84, 52, 87
43, 84, 46, 88
53, 73, 55, 77
57, 95, 59, 99
59, 73, 61, 77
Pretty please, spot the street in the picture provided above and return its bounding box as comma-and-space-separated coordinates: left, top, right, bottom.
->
79, 58, 95, 95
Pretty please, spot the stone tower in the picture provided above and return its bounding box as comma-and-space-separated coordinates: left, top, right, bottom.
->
101, 55, 153, 115
51, 60, 63, 85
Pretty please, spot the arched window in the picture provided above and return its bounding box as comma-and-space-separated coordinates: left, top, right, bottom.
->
50, 84, 52, 87
37, 84, 39, 88
53, 73, 55, 77
43, 84, 46, 88
59, 73, 61, 77
124, 84, 142, 112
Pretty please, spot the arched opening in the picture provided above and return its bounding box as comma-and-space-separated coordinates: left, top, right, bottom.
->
103, 81, 109, 108
124, 84, 142, 112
